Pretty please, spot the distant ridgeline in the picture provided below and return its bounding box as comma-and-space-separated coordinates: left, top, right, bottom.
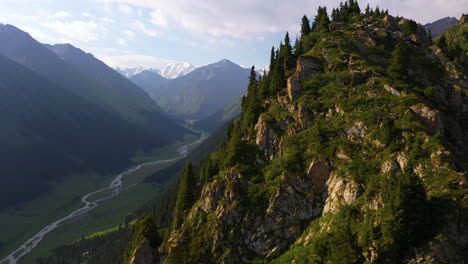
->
41, 1, 468, 264
0, 26, 192, 209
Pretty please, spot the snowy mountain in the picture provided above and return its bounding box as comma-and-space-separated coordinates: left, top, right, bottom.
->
159, 62, 196, 79
116, 62, 196, 79
115, 66, 159, 78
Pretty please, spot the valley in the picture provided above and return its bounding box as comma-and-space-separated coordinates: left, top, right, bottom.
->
0, 135, 204, 264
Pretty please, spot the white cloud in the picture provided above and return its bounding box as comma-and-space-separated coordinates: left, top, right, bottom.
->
19, 26, 63, 44
44, 20, 108, 42
133, 21, 157, 37
208, 37, 235, 47
117, 38, 127, 46
119, 4, 133, 15
49, 11, 70, 19
99, 0, 466, 39
150, 9, 168, 28
81, 12, 92, 17
124, 29, 135, 38
97, 53, 174, 68
100, 17, 115, 23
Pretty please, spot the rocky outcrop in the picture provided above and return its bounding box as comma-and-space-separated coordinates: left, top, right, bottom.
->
345, 121, 368, 141
255, 114, 285, 160
384, 84, 404, 96
166, 165, 332, 263
287, 78, 302, 101
130, 240, 156, 264
293, 105, 312, 129
322, 173, 361, 215
381, 159, 400, 174
296, 56, 322, 80
307, 159, 332, 216
410, 104, 444, 134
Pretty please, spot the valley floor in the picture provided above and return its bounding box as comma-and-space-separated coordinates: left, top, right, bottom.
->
0, 134, 203, 264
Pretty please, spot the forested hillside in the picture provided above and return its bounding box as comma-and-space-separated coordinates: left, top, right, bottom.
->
30, 2, 468, 263
159, 2, 468, 263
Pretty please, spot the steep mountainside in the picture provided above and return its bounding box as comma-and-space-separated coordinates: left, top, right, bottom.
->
0, 55, 135, 207
424, 17, 458, 37
130, 70, 169, 97
436, 14, 468, 71
0, 25, 191, 208
156, 4, 468, 264
149, 59, 249, 120
193, 95, 242, 132
45, 44, 160, 113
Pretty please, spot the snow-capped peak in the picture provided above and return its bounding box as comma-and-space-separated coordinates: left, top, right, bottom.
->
116, 66, 158, 78
115, 62, 196, 79
159, 62, 196, 79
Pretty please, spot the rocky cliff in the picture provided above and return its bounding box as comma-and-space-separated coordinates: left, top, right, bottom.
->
145, 6, 467, 264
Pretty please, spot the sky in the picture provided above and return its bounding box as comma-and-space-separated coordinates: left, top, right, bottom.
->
0, 0, 466, 69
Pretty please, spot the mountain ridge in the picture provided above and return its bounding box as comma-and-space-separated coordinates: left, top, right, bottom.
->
424, 16, 458, 37
133, 58, 250, 120
116, 62, 196, 79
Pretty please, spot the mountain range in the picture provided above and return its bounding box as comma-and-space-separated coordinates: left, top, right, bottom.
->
116, 62, 196, 79
0, 24, 191, 209
130, 59, 250, 120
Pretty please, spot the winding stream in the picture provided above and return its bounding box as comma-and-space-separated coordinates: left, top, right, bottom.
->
0, 136, 204, 264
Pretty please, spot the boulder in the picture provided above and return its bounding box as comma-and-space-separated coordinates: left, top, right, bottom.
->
296, 56, 322, 80
287, 78, 302, 101
323, 173, 361, 215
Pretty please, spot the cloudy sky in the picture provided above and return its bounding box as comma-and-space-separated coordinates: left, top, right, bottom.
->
0, 0, 465, 69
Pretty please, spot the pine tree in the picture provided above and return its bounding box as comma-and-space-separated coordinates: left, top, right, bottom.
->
388, 43, 410, 81
332, 8, 338, 22
141, 214, 162, 248
269, 46, 275, 72
172, 162, 197, 230
365, 4, 371, 16
282, 32, 295, 70
319, 7, 330, 31
375, 6, 381, 17
248, 66, 257, 88
242, 66, 262, 135
200, 154, 219, 184
312, 7, 330, 32
269, 55, 286, 95
352, 0, 360, 14
301, 15, 311, 37
294, 36, 303, 57
384, 9, 389, 17
436, 35, 448, 50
